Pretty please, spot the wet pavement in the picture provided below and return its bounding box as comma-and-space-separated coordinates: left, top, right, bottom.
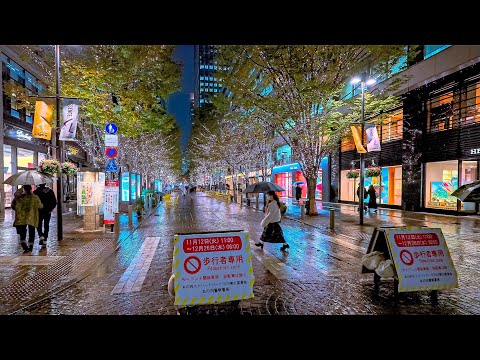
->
2, 192, 480, 315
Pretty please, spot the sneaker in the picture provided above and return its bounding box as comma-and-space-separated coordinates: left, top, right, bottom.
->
28, 243, 34, 252
39, 238, 46, 246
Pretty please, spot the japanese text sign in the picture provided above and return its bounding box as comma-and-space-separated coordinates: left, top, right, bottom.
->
385, 227, 458, 292
103, 180, 119, 225
172, 231, 254, 306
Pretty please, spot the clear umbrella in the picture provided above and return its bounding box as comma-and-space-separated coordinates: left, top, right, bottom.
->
3, 170, 55, 186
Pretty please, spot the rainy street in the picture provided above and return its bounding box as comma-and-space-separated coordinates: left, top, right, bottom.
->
0, 191, 478, 315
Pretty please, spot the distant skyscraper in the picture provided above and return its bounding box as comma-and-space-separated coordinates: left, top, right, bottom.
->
194, 45, 228, 108
189, 93, 195, 121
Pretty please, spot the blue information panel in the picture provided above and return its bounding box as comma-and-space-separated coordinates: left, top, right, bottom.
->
121, 172, 130, 201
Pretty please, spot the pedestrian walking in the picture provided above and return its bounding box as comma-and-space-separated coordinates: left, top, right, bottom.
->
255, 190, 289, 251
367, 184, 378, 213
357, 185, 368, 212
34, 183, 57, 246
11, 185, 44, 253
295, 184, 302, 202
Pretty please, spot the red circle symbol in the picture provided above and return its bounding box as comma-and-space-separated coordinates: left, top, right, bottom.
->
400, 250, 414, 266
184, 256, 201, 274
105, 147, 118, 159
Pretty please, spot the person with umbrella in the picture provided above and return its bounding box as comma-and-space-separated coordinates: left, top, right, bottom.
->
11, 185, 44, 253
255, 190, 290, 252
34, 183, 57, 246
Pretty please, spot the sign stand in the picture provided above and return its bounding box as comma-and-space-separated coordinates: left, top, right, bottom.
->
170, 230, 254, 314
363, 226, 458, 303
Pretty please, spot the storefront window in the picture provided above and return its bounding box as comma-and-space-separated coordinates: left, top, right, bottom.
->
3, 145, 13, 207
460, 161, 478, 213
425, 161, 458, 210
381, 111, 403, 143
17, 148, 34, 169
378, 166, 402, 205
340, 170, 360, 202
275, 172, 292, 197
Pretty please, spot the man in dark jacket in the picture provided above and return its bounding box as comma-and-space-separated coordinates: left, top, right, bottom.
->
295, 184, 302, 202
34, 183, 57, 245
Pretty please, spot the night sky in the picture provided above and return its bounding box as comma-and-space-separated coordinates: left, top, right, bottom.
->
167, 45, 194, 151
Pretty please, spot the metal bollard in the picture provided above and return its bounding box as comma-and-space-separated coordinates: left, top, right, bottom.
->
240, 195, 243, 207
301, 203, 305, 220
149, 196, 153, 208
128, 205, 133, 226
256, 194, 259, 209
114, 212, 120, 240
329, 208, 335, 229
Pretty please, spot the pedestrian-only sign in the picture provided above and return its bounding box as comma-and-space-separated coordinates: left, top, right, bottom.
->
363, 226, 458, 293
172, 230, 254, 306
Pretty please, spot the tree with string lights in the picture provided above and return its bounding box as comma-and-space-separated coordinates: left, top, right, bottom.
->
217, 45, 412, 215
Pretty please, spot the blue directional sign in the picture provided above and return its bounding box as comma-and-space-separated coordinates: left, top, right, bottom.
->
105, 159, 119, 172
105, 123, 118, 135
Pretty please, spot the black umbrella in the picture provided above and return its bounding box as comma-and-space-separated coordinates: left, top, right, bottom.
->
451, 180, 480, 202
244, 181, 284, 194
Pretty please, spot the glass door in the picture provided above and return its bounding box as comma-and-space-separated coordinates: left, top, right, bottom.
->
460, 160, 479, 213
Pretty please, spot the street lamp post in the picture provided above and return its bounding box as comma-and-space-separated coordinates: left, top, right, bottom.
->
54, 45, 64, 241
351, 73, 376, 225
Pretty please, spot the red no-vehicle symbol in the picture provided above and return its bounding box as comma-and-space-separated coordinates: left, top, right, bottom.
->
400, 250, 414, 266
184, 256, 201, 274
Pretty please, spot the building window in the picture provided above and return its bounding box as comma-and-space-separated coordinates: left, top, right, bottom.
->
381, 110, 403, 142
200, 76, 204, 80
424, 45, 450, 59
427, 91, 454, 132
17, 148, 34, 169
25, 71, 36, 91
460, 81, 480, 126
425, 160, 458, 210
38, 152, 47, 166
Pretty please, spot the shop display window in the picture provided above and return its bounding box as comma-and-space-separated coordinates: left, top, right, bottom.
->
425, 161, 458, 210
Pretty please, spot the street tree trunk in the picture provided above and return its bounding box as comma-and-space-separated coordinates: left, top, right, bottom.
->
306, 177, 319, 216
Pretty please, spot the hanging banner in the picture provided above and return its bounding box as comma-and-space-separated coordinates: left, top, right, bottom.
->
350, 124, 367, 154
366, 124, 381, 152
32, 100, 54, 140
104, 180, 119, 225
59, 99, 79, 141
172, 231, 254, 306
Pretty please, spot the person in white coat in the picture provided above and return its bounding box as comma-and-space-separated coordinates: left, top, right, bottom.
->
255, 190, 289, 251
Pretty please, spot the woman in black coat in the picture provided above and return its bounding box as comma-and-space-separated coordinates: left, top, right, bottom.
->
367, 184, 377, 213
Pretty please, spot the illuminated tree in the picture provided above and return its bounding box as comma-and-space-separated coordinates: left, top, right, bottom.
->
217, 45, 411, 215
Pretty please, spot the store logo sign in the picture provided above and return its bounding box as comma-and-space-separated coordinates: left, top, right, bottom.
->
470, 148, 480, 155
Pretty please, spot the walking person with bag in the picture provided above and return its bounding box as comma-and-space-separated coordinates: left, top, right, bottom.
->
367, 184, 378, 213
11, 185, 44, 253
34, 183, 57, 246
255, 190, 289, 252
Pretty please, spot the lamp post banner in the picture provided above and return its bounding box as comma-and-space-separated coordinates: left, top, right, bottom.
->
59, 99, 79, 141
366, 124, 381, 152
350, 124, 367, 153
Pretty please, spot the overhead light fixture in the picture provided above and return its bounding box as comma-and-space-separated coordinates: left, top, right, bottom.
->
350, 77, 361, 85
